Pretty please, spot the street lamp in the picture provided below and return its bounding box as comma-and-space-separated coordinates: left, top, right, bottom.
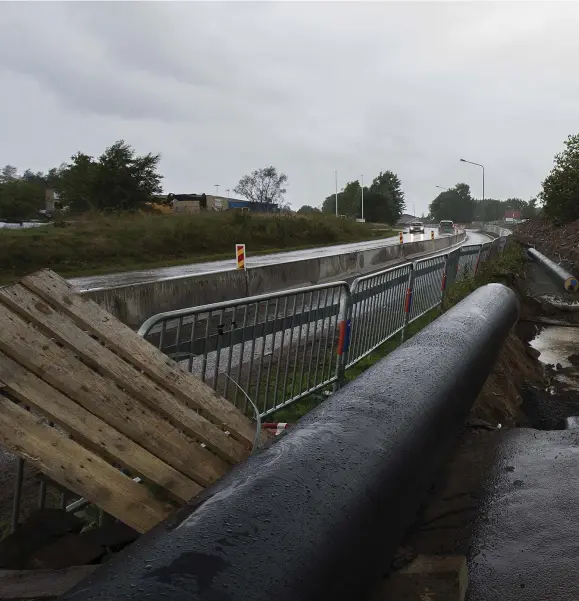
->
215, 184, 220, 196
459, 158, 484, 202
436, 185, 450, 192
334, 170, 338, 217
361, 174, 364, 221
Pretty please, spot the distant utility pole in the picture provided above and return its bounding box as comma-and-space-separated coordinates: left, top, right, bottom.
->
215, 184, 220, 196
226, 188, 230, 199
361, 174, 364, 221
335, 170, 338, 216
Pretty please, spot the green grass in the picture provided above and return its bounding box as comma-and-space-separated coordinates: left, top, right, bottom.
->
0, 212, 395, 284
269, 242, 525, 423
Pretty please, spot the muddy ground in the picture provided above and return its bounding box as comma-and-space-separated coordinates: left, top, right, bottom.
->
377, 250, 579, 598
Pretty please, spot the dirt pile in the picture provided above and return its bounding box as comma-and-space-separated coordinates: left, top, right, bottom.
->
515, 217, 579, 272
472, 331, 543, 426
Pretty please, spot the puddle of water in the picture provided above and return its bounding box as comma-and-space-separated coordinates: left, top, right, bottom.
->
529, 326, 579, 367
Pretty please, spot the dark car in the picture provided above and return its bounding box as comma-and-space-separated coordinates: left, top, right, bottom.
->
408, 221, 425, 233
438, 220, 455, 234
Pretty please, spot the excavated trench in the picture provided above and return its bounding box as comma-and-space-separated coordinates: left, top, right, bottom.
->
376, 254, 579, 601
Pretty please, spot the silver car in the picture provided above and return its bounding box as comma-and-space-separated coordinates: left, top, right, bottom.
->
408, 221, 425, 233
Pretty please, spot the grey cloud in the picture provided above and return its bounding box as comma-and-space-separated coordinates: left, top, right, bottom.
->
1, 1, 579, 211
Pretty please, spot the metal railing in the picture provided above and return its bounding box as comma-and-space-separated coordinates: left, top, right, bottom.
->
139, 236, 509, 420
3, 234, 509, 537
138, 282, 351, 418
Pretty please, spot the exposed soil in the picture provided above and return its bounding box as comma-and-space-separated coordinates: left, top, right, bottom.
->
514, 217, 579, 273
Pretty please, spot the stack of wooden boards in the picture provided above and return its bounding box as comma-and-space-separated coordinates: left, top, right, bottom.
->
0, 270, 257, 533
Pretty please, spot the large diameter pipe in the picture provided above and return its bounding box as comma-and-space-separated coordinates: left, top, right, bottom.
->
62, 283, 519, 601
527, 247, 579, 292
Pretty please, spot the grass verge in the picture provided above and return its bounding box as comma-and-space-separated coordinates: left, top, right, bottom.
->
0, 212, 395, 284
269, 242, 525, 422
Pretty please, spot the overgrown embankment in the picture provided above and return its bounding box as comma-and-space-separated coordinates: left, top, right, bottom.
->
0, 213, 394, 283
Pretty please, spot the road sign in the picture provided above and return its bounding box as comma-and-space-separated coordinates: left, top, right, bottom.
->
236, 244, 246, 270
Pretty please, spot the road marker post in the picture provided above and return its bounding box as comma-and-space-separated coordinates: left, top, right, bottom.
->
399, 232, 404, 244
431, 230, 435, 240
236, 244, 246, 270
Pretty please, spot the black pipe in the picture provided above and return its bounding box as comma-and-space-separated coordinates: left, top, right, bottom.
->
61, 283, 519, 601
527, 247, 579, 292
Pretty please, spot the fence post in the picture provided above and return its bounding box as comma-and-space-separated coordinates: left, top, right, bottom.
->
333, 285, 352, 392
439, 254, 450, 312
400, 266, 415, 343
473, 245, 483, 276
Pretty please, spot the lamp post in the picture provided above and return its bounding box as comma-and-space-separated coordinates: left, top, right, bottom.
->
361, 174, 364, 221
215, 184, 220, 196
459, 158, 484, 202
335, 170, 338, 217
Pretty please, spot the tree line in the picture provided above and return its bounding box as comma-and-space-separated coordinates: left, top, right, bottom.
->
0, 141, 291, 222
428, 184, 539, 223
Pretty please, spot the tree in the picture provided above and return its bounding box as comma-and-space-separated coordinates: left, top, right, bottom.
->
429, 183, 476, 223
0, 165, 17, 182
234, 166, 287, 205
55, 141, 163, 212
367, 171, 405, 224
540, 133, 579, 223
298, 205, 320, 214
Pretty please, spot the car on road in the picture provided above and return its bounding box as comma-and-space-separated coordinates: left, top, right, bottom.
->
408, 221, 425, 233
438, 220, 455, 234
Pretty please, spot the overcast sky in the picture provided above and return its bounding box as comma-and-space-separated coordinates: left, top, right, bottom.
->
1, 1, 578, 215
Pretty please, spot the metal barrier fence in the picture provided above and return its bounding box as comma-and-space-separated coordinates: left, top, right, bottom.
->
1, 235, 509, 539
139, 237, 508, 420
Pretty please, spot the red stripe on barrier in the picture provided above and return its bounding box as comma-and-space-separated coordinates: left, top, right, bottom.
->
337, 320, 346, 355
404, 288, 412, 313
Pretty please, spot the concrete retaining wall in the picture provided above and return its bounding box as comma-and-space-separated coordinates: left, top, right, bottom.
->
482, 224, 512, 237
82, 233, 465, 327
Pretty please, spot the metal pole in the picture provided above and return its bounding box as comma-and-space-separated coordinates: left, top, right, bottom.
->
215, 184, 220, 196
361, 175, 364, 221
460, 158, 485, 202
335, 170, 338, 217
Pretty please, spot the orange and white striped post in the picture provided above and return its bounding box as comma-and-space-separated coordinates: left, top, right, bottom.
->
236, 244, 246, 270
399, 231, 404, 244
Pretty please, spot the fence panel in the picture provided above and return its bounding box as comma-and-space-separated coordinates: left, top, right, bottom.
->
409, 255, 447, 323
138, 282, 350, 418
346, 264, 411, 368
456, 244, 481, 281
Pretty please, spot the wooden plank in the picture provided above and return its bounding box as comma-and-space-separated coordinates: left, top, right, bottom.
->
21, 270, 256, 447
0, 565, 97, 599
0, 284, 246, 465
0, 308, 228, 487
0, 350, 201, 503
0, 400, 169, 533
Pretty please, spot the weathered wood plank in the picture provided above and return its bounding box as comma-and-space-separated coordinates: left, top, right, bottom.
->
0, 400, 169, 533
22, 270, 256, 447
0, 350, 201, 503
0, 284, 246, 465
0, 308, 228, 487
0, 566, 97, 599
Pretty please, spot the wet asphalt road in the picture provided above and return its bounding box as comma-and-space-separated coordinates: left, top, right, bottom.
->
71, 229, 492, 291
